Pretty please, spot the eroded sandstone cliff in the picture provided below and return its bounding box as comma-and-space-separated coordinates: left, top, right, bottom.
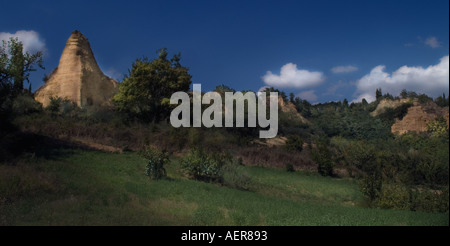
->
35, 31, 118, 107
278, 97, 309, 124
391, 101, 449, 134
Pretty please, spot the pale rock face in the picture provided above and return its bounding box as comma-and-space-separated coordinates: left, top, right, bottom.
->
370, 98, 412, 117
35, 30, 118, 107
391, 101, 449, 135
278, 97, 309, 124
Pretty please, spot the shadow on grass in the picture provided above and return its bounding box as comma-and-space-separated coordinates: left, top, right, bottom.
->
0, 130, 107, 164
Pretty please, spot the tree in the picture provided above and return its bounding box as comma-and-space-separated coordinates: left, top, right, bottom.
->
435, 93, 449, 107
280, 91, 287, 101
0, 38, 44, 95
400, 89, 408, 99
312, 137, 334, 176
339, 140, 382, 202
384, 93, 394, 100
407, 91, 418, 98
289, 92, 295, 103
112, 48, 192, 122
1, 38, 44, 127
343, 98, 348, 107
214, 84, 235, 95
376, 88, 382, 101
293, 97, 312, 118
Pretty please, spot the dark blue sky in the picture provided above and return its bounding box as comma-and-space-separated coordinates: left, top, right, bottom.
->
1, 0, 448, 103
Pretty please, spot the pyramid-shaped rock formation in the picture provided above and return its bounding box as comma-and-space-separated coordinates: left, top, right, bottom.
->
35, 30, 118, 107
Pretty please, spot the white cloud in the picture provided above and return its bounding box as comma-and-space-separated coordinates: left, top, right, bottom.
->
331, 65, 358, 73
0, 30, 46, 54
424, 36, 441, 48
262, 63, 324, 88
354, 55, 449, 103
298, 90, 318, 102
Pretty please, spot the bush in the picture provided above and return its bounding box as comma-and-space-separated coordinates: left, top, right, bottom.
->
376, 184, 410, 210
285, 163, 295, 172
237, 157, 243, 166
358, 153, 383, 203
427, 116, 448, 138
46, 96, 62, 116
181, 149, 251, 189
46, 96, 77, 117
142, 146, 169, 180
359, 171, 382, 203
409, 187, 449, 213
415, 156, 449, 186
377, 102, 412, 125
60, 99, 77, 116
312, 137, 334, 176
181, 148, 224, 182
285, 135, 303, 152
222, 158, 251, 190
12, 94, 42, 115
376, 185, 449, 213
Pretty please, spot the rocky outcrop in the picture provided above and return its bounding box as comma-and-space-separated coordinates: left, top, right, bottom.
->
35, 30, 118, 107
278, 97, 309, 124
391, 101, 449, 135
371, 98, 412, 117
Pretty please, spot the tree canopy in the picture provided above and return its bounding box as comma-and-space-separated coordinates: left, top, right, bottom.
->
112, 48, 192, 122
1, 38, 44, 126
1, 37, 44, 95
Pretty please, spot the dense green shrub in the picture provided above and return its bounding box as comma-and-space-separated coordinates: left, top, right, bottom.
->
375, 184, 410, 210
285, 163, 295, 172
222, 158, 251, 190
46, 96, 62, 116
427, 116, 449, 138
376, 184, 449, 213
46, 96, 77, 117
435, 93, 449, 107
181, 149, 251, 189
12, 94, 42, 115
237, 157, 243, 166
409, 187, 449, 213
359, 170, 382, 202
329, 133, 449, 210
285, 135, 303, 152
312, 137, 334, 176
309, 101, 392, 140
142, 146, 169, 180
377, 102, 412, 125
181, 148, 225, 182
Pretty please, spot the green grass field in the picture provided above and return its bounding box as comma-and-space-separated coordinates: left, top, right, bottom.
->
0, 148, 448, 225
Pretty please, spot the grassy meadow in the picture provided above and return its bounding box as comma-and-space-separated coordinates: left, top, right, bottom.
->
1, 147, 447, 226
